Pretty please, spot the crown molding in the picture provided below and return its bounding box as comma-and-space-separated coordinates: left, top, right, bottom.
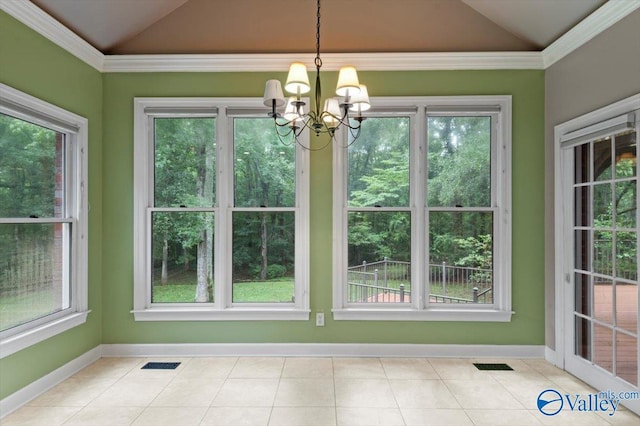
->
3, 0, 638, 73
102, 51, 544, 72
542, 0, 640, 68
1, 0, 104, 71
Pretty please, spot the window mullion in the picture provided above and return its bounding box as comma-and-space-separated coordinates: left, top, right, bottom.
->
414, 107, 426, 309
216, 109, 232, 310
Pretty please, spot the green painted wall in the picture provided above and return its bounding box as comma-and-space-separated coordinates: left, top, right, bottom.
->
102, 69, 545, 345
0, 11, 103, 399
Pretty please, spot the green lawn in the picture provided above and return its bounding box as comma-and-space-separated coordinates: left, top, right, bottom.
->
152, 279, 294, 303
0, 290, 59, 330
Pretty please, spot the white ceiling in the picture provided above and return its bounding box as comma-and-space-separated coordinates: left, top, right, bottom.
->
462, 0, 606, 47
32, 0, 188, 50
30, 0, 607, 54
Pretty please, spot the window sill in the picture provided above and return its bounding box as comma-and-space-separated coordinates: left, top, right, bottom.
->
0, 310, 91, 359
132, 307, 311, 321
332, 308, 513, 322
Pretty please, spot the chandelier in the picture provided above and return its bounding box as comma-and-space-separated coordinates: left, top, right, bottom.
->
262, 0, 370, 148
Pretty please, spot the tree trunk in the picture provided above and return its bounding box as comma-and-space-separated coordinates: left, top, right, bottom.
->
194, 122, 214, 302
260, 211, 268, 281
161, 237, 168, 284
195, 236, 208, 302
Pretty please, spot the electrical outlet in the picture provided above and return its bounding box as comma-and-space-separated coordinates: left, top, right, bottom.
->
315, 312, 325, 326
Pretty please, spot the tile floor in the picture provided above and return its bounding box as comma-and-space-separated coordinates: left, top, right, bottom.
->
2, 357, 639, 425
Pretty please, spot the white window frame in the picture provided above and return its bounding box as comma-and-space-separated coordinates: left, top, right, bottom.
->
0, 83, 89, 358
333, 96, 512, 321
132, 97, 310, 321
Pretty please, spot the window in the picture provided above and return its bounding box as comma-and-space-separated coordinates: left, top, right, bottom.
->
0, 84, 88, 358
133, 98, 309, 320
333, 96, 511, 321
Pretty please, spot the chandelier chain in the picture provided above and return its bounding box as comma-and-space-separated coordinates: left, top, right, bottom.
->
315, 0, 322, 70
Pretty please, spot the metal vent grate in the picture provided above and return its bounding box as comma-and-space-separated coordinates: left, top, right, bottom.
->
473, 363, 513, 371
141, 362, 181, 370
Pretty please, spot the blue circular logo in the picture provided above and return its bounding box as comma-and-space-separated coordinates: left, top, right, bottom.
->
537, 389, 563, 416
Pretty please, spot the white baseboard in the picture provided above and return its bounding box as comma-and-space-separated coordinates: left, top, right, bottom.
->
101, 343, 546, 358
1, 342, 545, 419
0, 345, 102, 418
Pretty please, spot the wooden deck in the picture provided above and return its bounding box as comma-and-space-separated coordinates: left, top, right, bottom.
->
594, 283, 638, 385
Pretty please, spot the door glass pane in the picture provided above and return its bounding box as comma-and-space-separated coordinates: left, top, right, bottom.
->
593, 278, 613, 324
0, 223, 70, 330
429, 211, 493, 304
0, 113, 64, 218
574, 230, 590, 271
574, 144, 591, 184
594, 324, 614, 373
151, 211, 214, 303
234, 118, 295, 208
574, 273, 591, 316
615, 181, 636, 228
614, 130, 636, 179
575, 316, 591, 361
574, 186, 590, 227
593, 137, 612, 182
348, 117, 410, 208
154, 118, 216, 208
348, 212, 411, 303
427, 116, 491, 207
593, 230, 613, 276
616, 282, 638, 334
615, 232, 637, 281
232, 212, 295, 303
616, 332, 638, 385
593, 183, 612, 228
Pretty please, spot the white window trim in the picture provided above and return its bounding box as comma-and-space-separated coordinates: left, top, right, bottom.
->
132, 97, 310, 321
0, 84, 89, 359
332, 96, 512, 321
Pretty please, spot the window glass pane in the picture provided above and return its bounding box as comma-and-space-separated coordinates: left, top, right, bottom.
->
154, 118, 216, 208
429, 211, 493, 304
234, 118, 295, 208
232, 212, 295, 303
347, 211, 411, 303
151, 211, 214, 303
593, 137, 612, 181
0, 113, 64, 218
0, 223, 70, 331
427, 116, 491, 207
614, 130, 636, 179
348, 117, 410, 207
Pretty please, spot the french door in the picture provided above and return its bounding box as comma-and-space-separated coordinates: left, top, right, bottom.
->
557, 102, 640, 414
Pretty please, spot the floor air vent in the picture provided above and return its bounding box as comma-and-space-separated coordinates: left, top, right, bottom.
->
141, 362, 181, 370
473, 363, 513, 371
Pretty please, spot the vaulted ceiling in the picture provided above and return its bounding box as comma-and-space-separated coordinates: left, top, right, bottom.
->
30, 0, 606, 55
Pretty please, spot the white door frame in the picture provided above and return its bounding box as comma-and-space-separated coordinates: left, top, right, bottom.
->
554, 93, 640, 413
